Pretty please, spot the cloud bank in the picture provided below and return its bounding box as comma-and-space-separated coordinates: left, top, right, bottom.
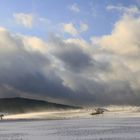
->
0, 9, 140, 106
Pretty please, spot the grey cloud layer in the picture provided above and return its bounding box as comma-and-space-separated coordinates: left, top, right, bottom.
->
0, 11, 140, 106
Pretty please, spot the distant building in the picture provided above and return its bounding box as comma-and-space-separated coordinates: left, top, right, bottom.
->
90, 108, 104, 115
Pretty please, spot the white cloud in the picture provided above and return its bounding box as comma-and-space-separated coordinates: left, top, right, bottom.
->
62, 22, 88, 36
13, 13, 51, 29
62, 23, 78, 36
107, 5, 140, 15
91, 9, 140, 85
13, 13, 34, 28
23, 36, 48, 54
37, 17, 52, 27
91, 14, 140, 56
79, 22, 88, 32
69, 3, 80, 13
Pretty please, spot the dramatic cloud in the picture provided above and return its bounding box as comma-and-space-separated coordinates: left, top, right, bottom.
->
0, 6, 140, 106
48, 36, 92, 72
0, 27, 49, 97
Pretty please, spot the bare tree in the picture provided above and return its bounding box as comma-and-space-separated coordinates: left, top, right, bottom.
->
0, 114, 4, 120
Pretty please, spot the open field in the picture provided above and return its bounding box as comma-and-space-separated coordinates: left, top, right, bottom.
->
1, 110, 140, 140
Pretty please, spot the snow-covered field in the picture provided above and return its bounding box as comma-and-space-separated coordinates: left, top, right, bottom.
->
1, 109, 140, 140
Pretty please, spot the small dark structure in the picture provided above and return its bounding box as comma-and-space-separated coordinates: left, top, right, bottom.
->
90, 108, 104, 115
0, 114, 4, 120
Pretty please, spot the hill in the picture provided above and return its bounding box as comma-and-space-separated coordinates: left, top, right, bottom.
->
0, 97, 80, 114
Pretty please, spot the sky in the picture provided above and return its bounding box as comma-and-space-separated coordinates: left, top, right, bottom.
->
0, 0, 140, 106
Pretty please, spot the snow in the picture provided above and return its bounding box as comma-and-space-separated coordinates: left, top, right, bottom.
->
1, 110, 140, 140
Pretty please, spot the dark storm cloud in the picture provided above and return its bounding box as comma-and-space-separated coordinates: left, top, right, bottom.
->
0, 28, 98, 105
49, 36, 93, 72
8, 71, 98, 105
54, 44, 92, 72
